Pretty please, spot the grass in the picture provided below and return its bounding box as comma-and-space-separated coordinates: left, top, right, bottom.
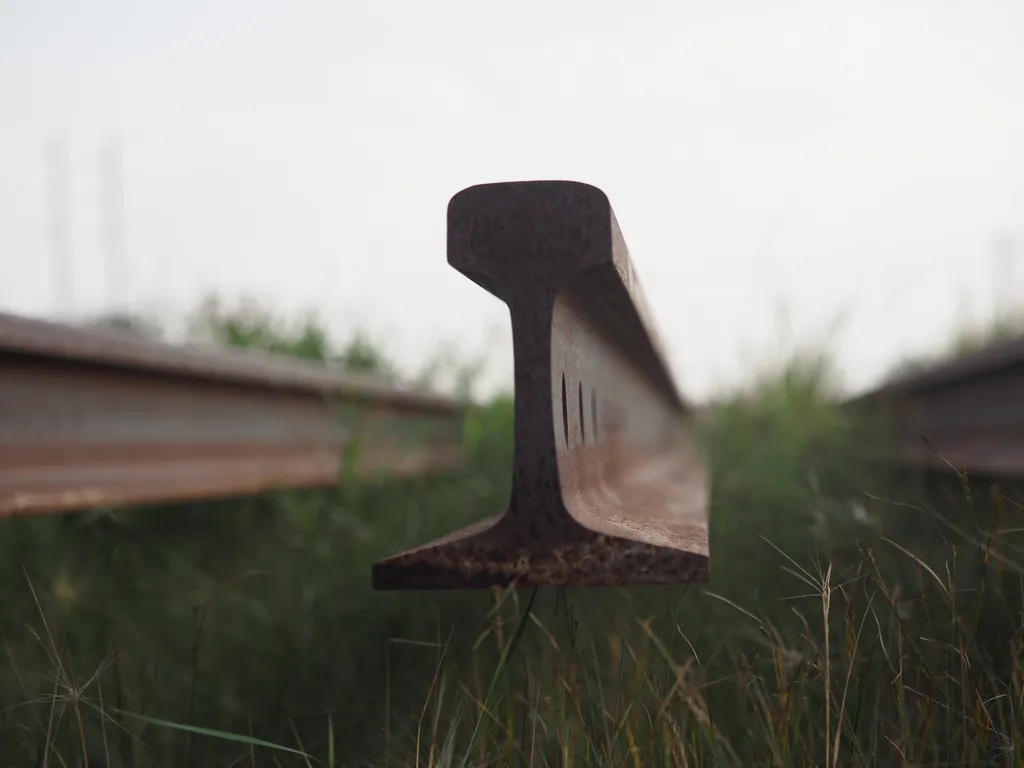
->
2, 300, 1023, 766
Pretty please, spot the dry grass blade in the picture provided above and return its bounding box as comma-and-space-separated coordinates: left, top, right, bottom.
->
881, 538, 949, 598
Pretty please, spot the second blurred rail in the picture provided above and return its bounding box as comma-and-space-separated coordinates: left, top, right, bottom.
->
848, 333, 1024, 477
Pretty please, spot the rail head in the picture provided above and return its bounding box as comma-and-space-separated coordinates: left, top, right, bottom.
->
849, 331, 1024, 403
0, 311, 458, 415
373, 180, 710, 590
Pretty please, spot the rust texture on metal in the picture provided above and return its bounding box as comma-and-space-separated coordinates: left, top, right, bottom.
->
373, 180, 710, 590
0, 312, 463, 517
849, 333, 1024, 476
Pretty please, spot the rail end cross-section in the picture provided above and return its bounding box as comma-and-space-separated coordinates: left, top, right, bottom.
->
373, 181, 710, 589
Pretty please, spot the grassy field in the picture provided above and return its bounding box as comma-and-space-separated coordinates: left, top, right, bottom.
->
2, 302, 1023, 766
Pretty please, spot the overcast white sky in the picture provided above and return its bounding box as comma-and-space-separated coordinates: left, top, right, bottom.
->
1, 0, 1021, 400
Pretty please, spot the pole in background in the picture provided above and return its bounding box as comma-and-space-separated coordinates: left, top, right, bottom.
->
45, 139, 74, 320
991, 231, 1017, 322
100, 142, 129, 315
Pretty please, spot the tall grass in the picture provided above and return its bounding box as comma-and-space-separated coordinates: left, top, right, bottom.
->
2, 301, 1021, 766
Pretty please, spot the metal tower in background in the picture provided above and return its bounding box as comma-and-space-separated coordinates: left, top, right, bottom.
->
991, 231, 1017, 319
44, 140, 74, 319
100, 142, 129, 313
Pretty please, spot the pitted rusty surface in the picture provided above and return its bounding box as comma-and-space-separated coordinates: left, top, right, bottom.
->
372, 530, 708, 590
373, 181, 710, 590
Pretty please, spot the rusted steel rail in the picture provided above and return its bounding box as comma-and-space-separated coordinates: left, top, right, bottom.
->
0, 312, 463, 516
848, 333, 1024, 477
374, 180, 710, 590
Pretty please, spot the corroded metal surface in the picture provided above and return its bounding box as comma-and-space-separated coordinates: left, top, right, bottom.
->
373, 180, 710, 589
0, 314, 463, 516
849, 333, 1024, 477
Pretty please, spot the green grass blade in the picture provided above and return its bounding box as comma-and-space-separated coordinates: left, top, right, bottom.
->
112, 709, 319, 762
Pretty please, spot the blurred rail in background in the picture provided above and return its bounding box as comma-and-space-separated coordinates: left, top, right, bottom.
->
0, 311, 464, 516
850, 333, 1024, 477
